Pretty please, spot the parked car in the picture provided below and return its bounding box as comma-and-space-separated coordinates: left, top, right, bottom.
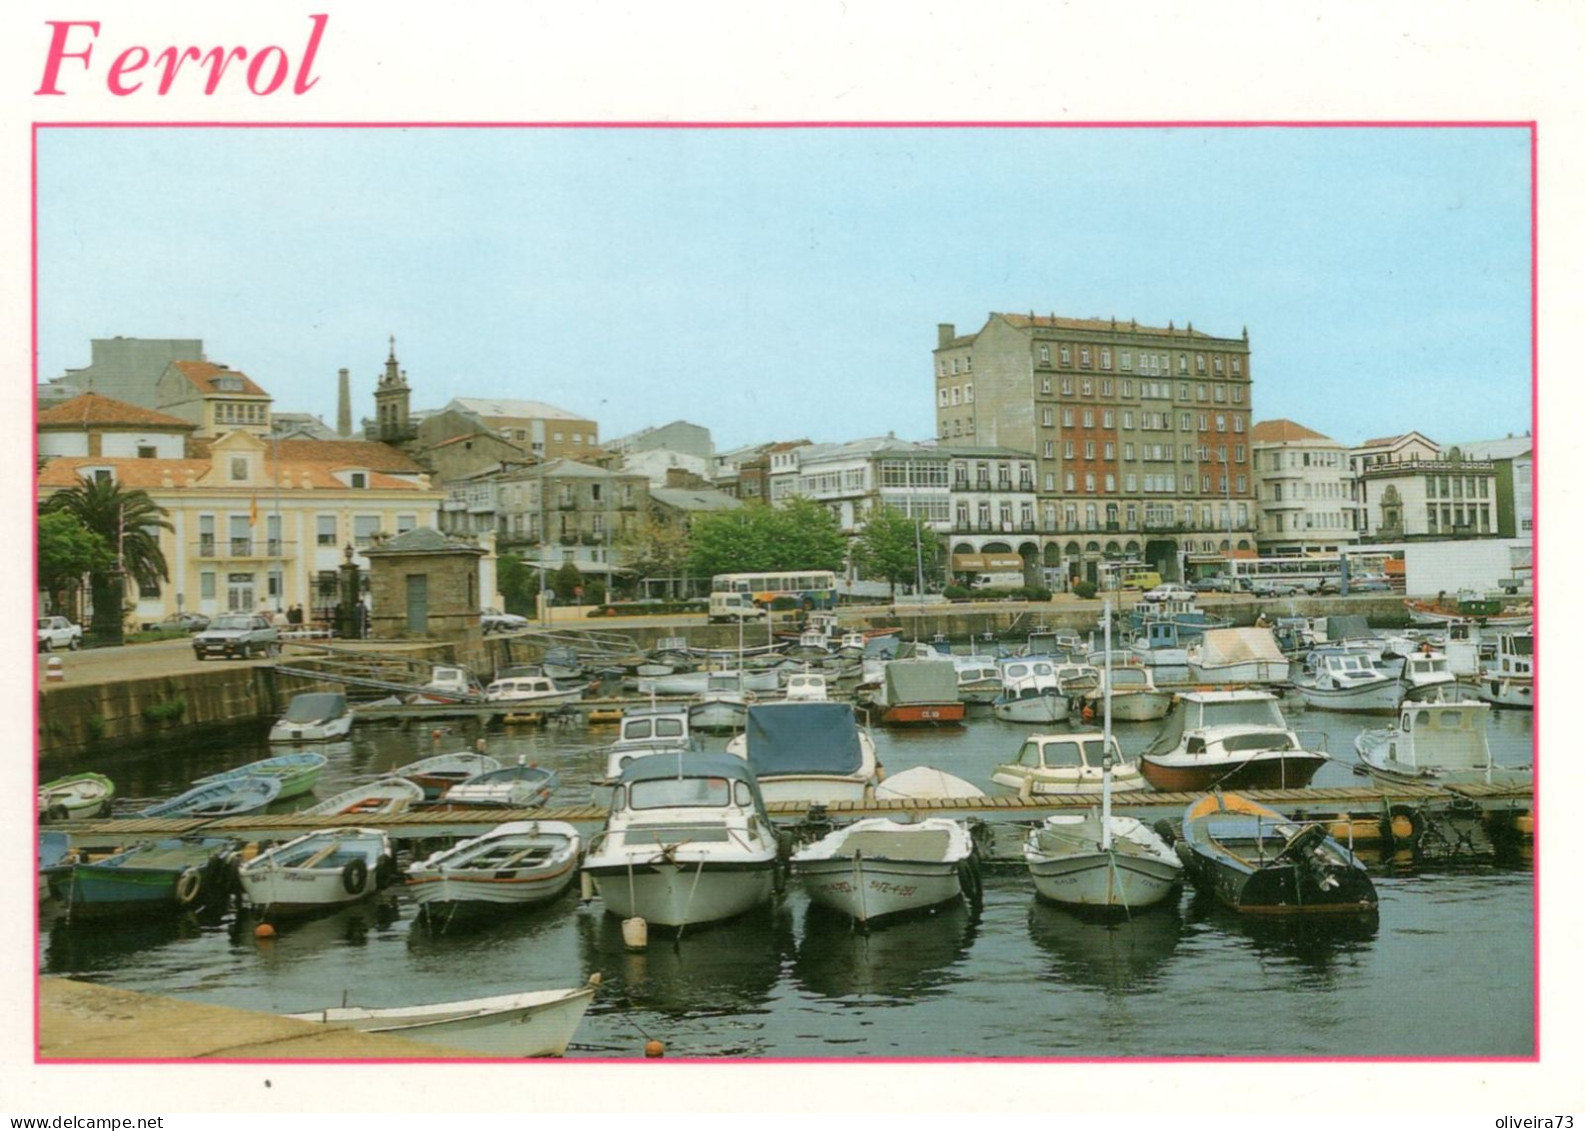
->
1346, 577, 1392, 593
481, 608, 530, 633
1248, 578, 1319, 597
1189, 576, 1234, 593
155, 611, 210, 632
192, 614, 280, 660
37, 616, 83, 652
1141, 583, 1195, 603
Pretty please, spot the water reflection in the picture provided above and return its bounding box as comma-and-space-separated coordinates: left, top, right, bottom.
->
1185, 890, 1379, 977
576, 903, 793, 1018
1026, 899, 1184, 994
792, 898, 976, 1002
44, 912, 213, 975
231, 898, 403, 958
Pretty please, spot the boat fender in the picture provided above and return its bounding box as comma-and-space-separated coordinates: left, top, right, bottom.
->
1152, 819, 1177, 848
174, 866, 204, 906
46, 804, 69, 822
374, 855, 397, 890
342, 858, 370, 895
1381, 804, 1425, 849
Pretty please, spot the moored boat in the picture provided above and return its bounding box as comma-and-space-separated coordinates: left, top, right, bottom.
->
483, 674, 586, 708
138, 775, 282, 818
872, 659, 965, 725
1474, 631, 1534, 709
582, 753, 779, 929
1139, 690, 1328, 792
1174, 792, 1379, 916
1185, 627, 1290, 686
238, 827, 396, 916
39, 772, 115, 822
287, 978, 599, 1057
391, 752, 502, 800
1081, 665, 1172, 721
268, 692, 355, 743
301, 777, 426, 817
1355, 695, 1531, 788
195, 752, 327, 800
1292, 650, 1403, 714
792, 817, 977, 925
724, 700, 880, 804
406, 819, 582, 920
61, 835, 240, 919
992, 731, 1148, 797
992, 658, 1068, 723
441, 761, 559, 809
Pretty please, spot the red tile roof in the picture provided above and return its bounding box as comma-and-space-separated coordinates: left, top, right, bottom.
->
1250, 419, 1332, 443
275, 439, 425, 473
168, 360, 270, 398
37, 393, 195, 430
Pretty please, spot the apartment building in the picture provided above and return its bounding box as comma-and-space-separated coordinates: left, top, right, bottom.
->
1250, 419, 1360, 554
934, 312, 1256, 583
1350, 433, 1497, 541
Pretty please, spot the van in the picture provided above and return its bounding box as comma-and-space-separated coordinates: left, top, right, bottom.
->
973, 572, 1026, 590
708, 591, 767, 623
1120, 570, 1162, 591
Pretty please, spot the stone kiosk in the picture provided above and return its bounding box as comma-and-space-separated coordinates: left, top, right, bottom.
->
361, 528, 488, 663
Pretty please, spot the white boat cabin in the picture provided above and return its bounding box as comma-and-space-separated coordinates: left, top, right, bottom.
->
1383, 700, 1493, 771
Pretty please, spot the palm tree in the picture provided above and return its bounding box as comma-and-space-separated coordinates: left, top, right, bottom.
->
41, 475, 174, 641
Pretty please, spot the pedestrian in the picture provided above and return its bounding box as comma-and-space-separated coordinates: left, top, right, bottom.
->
287, 603, 303, 626
358, 598, 371, 639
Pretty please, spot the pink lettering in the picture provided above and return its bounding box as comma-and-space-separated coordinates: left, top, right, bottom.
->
294, 14, 328, 94
107, 46, 150, 96
35, 20, 100, 95
154, 46, 203, 95
199, 46, 249, 94
247, 46, 289, 95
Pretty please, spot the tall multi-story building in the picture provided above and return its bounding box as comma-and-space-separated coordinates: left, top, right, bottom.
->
1250, 419, 1359, 554
934, 312, 1256, 583
441, 397, 598, 460
1350, 432, 1497, 541
1447, 436, 1532, 542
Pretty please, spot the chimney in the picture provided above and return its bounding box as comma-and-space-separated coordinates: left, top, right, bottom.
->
337, 368, 352, 437
937, 323, 956, 349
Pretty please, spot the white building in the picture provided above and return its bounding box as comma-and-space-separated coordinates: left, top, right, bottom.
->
1251, 419, 1359, 554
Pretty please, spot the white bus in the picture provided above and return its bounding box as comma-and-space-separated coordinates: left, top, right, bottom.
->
1196, 552, 1395, 594
709, 570, 839, 613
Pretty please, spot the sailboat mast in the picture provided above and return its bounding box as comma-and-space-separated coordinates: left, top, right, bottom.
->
1101, 596, 1114, 850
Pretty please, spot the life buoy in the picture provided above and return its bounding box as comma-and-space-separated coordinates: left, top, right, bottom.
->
342, 858, 369, 895
174, 867, 204, 906
374, 855, 396, 890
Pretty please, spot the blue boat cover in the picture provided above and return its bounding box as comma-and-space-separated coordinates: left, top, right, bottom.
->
744, 702, 863, 775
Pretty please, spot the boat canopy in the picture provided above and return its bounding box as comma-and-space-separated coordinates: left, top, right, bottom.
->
1324, 615, 1374, 642
744, 702, 864, 775
282, 692, 348, 722
1195, 628, 1286, 668
884, 660, 960, 704
615, 752, 768, 814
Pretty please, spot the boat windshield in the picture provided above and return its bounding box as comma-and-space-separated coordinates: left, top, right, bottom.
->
1508, 636, 1534, 656
628, 777, 732, 810
1109, 668, 1148, 689
1195, 698, 1285, 729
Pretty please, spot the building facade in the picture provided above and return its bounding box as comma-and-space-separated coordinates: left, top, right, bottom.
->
1448, 436, 1532, 542
934, 312, 1256, 583
442, 397, 598, 461
1250, 419, 1359, 554
38, 394, 196, 460
155, 360, 274, 439
41, 337, 207, 409
1353, 448, 1498, 541
604, 420, 714, 463
490, 459, 650, 580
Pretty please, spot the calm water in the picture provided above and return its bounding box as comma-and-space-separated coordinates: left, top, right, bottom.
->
39, 693, 1536, 1059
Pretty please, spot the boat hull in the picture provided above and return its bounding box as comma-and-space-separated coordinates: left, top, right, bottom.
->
756, 777, 873, 805
1026, 850, 1181, 910
880, 702, 966, 726
64, 842, 236, 919
992, 694, 1068, 724
38, 774, 115, 821
689, 699, 748, 733
238, 868, 380, 915
408, 861, 579, 912
1474, 677, 1534, 709
795, 857, 963, 923
1139, 752, 1326, 792
585, 859, 775, 928
1176, 843, 1378, 915
290, 987, 595, 1058
1292, 679, 1402, 714
1086, 691, 1173, 722
268, 715, 354, 743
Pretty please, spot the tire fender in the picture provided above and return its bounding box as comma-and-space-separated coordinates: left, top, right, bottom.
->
174, 866, 204, 906
46, 803, 70, 822
342, 857, 370, 895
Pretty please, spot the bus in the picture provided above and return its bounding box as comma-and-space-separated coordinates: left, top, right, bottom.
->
709, 570, 839, 610
1197, 552, 1398, 594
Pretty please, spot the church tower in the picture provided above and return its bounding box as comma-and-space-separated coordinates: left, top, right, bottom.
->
373, 336, 414, 442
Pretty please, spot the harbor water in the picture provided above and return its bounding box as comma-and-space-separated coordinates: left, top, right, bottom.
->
38, 696, 1535, 1059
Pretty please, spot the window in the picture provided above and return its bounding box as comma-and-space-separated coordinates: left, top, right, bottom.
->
137, 444, 156, 459
1104, 442, 1115, 460
1061, 376, 1074, 395
1101, 379, 1113, 396
1084, 473, 1096, 492
1124, 443, 1135, 461
1198, 413, 1208, 431
1043, 473, 1055, 491
1061, 408, 1075, 427
950, 359, 959, 376
315, 515, 338, 547
1081, 377, 1093, 395
1233, 416, 1244, 433
1041, 408, 1054, 427
1214, 356, 1224, 374
1236, 475, 1247, 493
938, 388, 949, 408
965, 357, 972, 372
1084, 441, 1095, 459
1214, 384, 1226, 403
1233, 385, 1244, 403
1039, 345, 1050, 364
1082, 409, 1095, 428
950, 387, 961, 405
1232, 357, 1242, 375
1065, 473, 1076, 491
1180, 412, 1192, 430
1122, 411, 1134, 430
1044, 441, 1055, 459
1080, 347, 1092, 368
200, 571, 216, 599
1235, 445, 1246, 462
1103, 409, 1115, 428
1063, 441, 1075, 459
397, 514, 417, 533
1121, 379, 1133, 397
350, 472, 368, 489
1101, 348, 1112, 370
353, 515, 381, 548
230, 457, 248, 481
1059, 345, 1071, 366
1179, 382, 1190, 399
1041, 375, 1052, 394
964, 383, 974, 403
1196, 353, 1206, 374
1216, 414, 1227, 432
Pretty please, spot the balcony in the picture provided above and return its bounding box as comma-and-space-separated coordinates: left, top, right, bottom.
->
191, 539, 297, 562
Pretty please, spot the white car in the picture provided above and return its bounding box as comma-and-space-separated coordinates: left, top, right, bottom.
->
38, 615, 83, 652
1141, 583, 1195, 603
481, 608, 530, 633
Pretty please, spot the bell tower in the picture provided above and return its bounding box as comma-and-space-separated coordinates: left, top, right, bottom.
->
374, 335, 414, 442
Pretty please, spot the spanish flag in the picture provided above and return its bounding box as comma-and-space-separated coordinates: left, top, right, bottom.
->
249, 494, 259, 528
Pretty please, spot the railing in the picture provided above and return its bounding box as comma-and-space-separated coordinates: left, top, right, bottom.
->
191, 540, 297, 560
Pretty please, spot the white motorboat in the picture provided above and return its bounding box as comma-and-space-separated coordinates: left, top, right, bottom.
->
1081, 665, 1172, 721
954, 661, 1004, 706
992, 731, 1149, 797
38, 773, 115, 822
688, 671, 754, 734
724, 700, 880, 804
1185, 628, 1290, 686
237, 827, 395, 916
783, 671, 830, 701
792, 817, 977, 925
301, 777, 425, 817
287, 978, 599, 1058
603, 703, 697, 780
1292, 650, 1403, 714
582, 753, 779, 929
483, 675, 586, 707
1399, 648, 1457, 697
1139, 690, 1328, 792
1475, 631, 1534, 709
406, 820, 582, 918
1355, 694, 1531, 788
992, 658, 1068, 723
441, 761, 559, 809
636, 667, 779, 696
1023, 599, 1183, 912
268, 692, 355, 743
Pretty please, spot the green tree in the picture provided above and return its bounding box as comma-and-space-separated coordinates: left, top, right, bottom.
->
551, 560, 584, 603
41, 476, 174, 642
37, 509, 114, 619
495, 553, 542, 617
853, 506, 939, 597
686, 499, 846, 579
614, 516, 694, 598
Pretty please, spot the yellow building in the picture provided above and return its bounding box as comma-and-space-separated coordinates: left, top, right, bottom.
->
38, 429, 444, 627
155, 359, 274, 439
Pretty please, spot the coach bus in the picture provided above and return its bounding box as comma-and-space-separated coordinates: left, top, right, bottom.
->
709, 570, 839, 614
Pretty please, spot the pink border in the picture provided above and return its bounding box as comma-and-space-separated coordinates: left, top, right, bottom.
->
30, 119, 1541, 1068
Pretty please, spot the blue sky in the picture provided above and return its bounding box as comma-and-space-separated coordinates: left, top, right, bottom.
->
36, 126, 1532, 452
